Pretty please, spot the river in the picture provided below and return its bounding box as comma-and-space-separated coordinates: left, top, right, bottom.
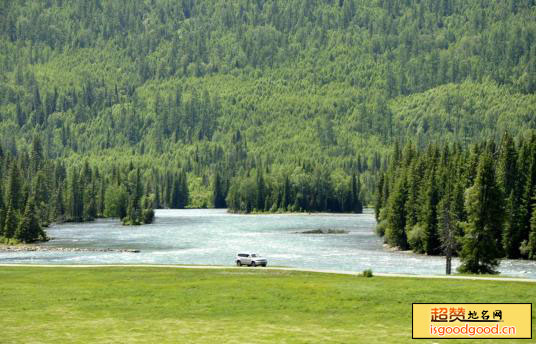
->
1, 209, 535, 278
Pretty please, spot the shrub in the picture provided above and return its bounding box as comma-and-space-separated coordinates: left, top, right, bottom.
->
375, 221, 386, 237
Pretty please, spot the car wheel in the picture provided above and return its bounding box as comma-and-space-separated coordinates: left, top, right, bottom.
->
262, 264, 267, 267
251, 261, 256, 267
236, 260, 241, 266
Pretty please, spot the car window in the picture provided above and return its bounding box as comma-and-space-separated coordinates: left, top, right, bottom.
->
251, 254, 257, 257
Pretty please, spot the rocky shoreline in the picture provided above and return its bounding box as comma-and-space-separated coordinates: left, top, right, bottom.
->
0, 244, 140, 253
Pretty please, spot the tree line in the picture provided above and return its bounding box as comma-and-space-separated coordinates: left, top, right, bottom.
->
1, 137, 192, 243
375, 131, 536, 273
223, 167, 363, 213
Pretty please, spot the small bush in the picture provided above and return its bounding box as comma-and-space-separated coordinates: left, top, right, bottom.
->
375, 221, 386, 237
407, 224, 425, 253
143, 209, 155, 224
362, 269, 373, 277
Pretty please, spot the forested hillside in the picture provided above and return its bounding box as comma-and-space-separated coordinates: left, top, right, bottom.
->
1, 0, 535, 209
376, 132, 536, 270
0, 136, 158, 243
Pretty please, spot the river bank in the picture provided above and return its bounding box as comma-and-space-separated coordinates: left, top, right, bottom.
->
0, 244, 140, 253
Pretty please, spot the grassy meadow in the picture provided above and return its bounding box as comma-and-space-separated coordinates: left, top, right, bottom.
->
0, 267, 534, 343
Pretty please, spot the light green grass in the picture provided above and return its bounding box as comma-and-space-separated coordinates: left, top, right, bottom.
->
0, 267, 534, 343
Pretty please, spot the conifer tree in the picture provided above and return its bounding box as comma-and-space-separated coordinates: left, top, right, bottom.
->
16, 196, 45, 243
68, 169, 84, 222
54, 185, 65, 223
213, 172, 227, 208
404, 162, 420, 232
497, 132, 517, 196
502, 191, 522, 258
459, 154, 504, 274
525, 200, 536, 259
0, 183, 5, 237
255, 171, 265, 211
29, 135, 44, 174
375, 173, 384, 221
282, 175, 291, 210
3, 203, 18, 239
437, 185, 460, 275
420, 170, 439, 255
385, 176, 409, 250
516, 141, 534, 247
351, 173, 363, 213
6, 163, 22, 212
179, 170, 189, 208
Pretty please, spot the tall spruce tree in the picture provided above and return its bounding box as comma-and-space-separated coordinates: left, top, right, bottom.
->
6, 163, 22, 212
29, 135, 44, 174
459, 154, 504, 274
437, 184, 460, 275
282, 175, 291, 210
0, 183, 5, 237
525, 197, 536, 259
385, 175, 409, 250
213, 172, 227, 208
68, 169, 84, 222
502, 190, 522, 258
54, 185, 65, 223
16, 196, 45, 243
420, 170, 440, 255
375, 173, 384, 221
497, 132, 517, 196
3, 203, 18, 239
351, 173, 363, 213
255, 170, 265, 211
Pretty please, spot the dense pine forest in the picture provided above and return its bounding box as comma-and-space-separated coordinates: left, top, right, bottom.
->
376, 132, 536, 272
0, 1, 536, 243
0, 136, 164, 243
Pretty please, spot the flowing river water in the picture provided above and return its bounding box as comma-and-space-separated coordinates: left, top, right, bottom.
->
1, 209, 535, 278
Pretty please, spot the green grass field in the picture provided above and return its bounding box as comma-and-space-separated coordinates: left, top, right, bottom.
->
0, 267, 534, 343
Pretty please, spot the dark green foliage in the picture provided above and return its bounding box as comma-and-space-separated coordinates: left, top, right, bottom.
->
351, 173, 363, 213
0, 147, 170, 240
212, 172, 226, 209
3, 203, 18, 239
497, 132, 518, 196
122, 168, 154, 226
437, 185, 461, 275
226, 168, 364, 214
67, 169, 84, 222
362, 269, 373, 278
54, 185, 65, 223
374, 174, 384, 221
459, 154, 504, 274
419, 171, 440, 255
170, 171, 189, 209
15, 196, 46, 243
377, 133, 536, 272
142, 208, 155, 225
6, 164, 22, 212
384, 177, 409, 250
0, 183, 5, 237
521, 192, 536, 259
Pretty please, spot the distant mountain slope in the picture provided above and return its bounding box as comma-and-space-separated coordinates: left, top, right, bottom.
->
391, 81, 536, 144
0, 0, 535, 203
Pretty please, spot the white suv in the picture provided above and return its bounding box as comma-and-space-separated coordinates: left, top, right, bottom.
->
236, 253, 267, 267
